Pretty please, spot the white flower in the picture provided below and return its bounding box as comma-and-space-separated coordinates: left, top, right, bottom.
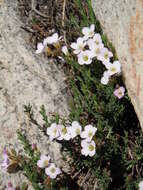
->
57, 125, 71, 141
78, 50, 93, 65
46, 123, 60, 141
81, 140, 96, 157
81, 125, 97, 142
69, 121, 82, 139
101, 71, 110, 85
43, 33, 62, 45
88, 39, 104, 59
82, 24, 95, 40
37, 154, 50, 168
98, 48, 113, 65
88, 37, 104, 48
62, 46, 69, 55
45, 163, 61, 179
105, 61, 121, 76
93, 33, 103, 46
139, 181, 143, 190
35, 43, 45, 54
70, 37, 86, 54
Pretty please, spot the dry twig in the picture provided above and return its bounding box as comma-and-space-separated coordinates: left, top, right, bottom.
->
93, 180, 98, 190
62, 0, 67, 45
80, 169, 91, 186
72, 169, 82, 179
31, 0, 49, 18
62, 0, 66, 27
21, 25, 35, 33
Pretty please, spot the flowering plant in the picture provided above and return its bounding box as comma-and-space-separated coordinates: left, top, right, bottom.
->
1, 0, 143, 189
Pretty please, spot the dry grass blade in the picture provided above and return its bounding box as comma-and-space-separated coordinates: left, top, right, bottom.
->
80, 169, 91, 186
31, 0, 49, 18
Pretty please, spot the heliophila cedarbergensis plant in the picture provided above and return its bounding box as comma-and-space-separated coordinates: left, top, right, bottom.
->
3, 21, 140, 189
35, 24, 125, 98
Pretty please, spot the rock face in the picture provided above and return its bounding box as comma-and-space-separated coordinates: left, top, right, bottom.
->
92, 0, 143, 128
0, 0, 69, 188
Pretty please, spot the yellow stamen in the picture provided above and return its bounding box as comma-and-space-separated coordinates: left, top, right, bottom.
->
111, 67, 116, 72
88, 132, 93, 138
95, 41, 99, 45
44, 160, 49, 166
89, 144, 95, 151
76, 128, 80, 135
50, 168, 56, 173
83, 55, 89, 61
104, 53, 108, 59
62, 127, 67, 135
53, 129, 57, 135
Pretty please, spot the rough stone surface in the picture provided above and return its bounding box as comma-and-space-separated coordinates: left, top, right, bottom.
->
0, 0, 69, 188
92, 0, 143, 128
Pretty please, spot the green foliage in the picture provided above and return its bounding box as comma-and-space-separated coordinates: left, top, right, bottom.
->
61, 0, 143, 189
17, 131, 44, 190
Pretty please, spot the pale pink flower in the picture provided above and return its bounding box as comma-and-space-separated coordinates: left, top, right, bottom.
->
80, 125, 97, 142
43, 33, 62, 45
105, 61, 121, 76
78, 50, 93, 65
1, 148, 10, 170
69, 121, 82, 139
93, 33, 102, 46
98, 48, 113, 65
101, 71, 110, 85
45, 163, 61, 179
81, 140, 96, 157
70, 37, 86, 54
87, 38, 104, 60
57, 125, 71, 141
114, 86, 125, 99
62, 46, 69, 55
37, 154, 50, 168
5, 182, 15, 190
46, 123, 60, 141
32, 143, 37, 150
82, 24, 95, 40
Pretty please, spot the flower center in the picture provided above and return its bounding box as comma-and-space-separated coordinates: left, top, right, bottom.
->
88, 132, 93, 138
95, 48, 100, 54
118, 91, 122, 96
95, 40, 99, 45
62, 127, 67, 135
104, 53, 109, 59
88, 144, 95, 151
78, 44, 83, 50
89, 31, 94, 36
111, 67, 116, 72
83, 55, 89, 61
53, 129, 57, 135
44, 160, 49, 166
76, 128, 80, 135
50, 167, 56, 173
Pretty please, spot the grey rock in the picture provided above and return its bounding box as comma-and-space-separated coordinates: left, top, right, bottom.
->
0, 0, 69, 188
92, 0, 143, 128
